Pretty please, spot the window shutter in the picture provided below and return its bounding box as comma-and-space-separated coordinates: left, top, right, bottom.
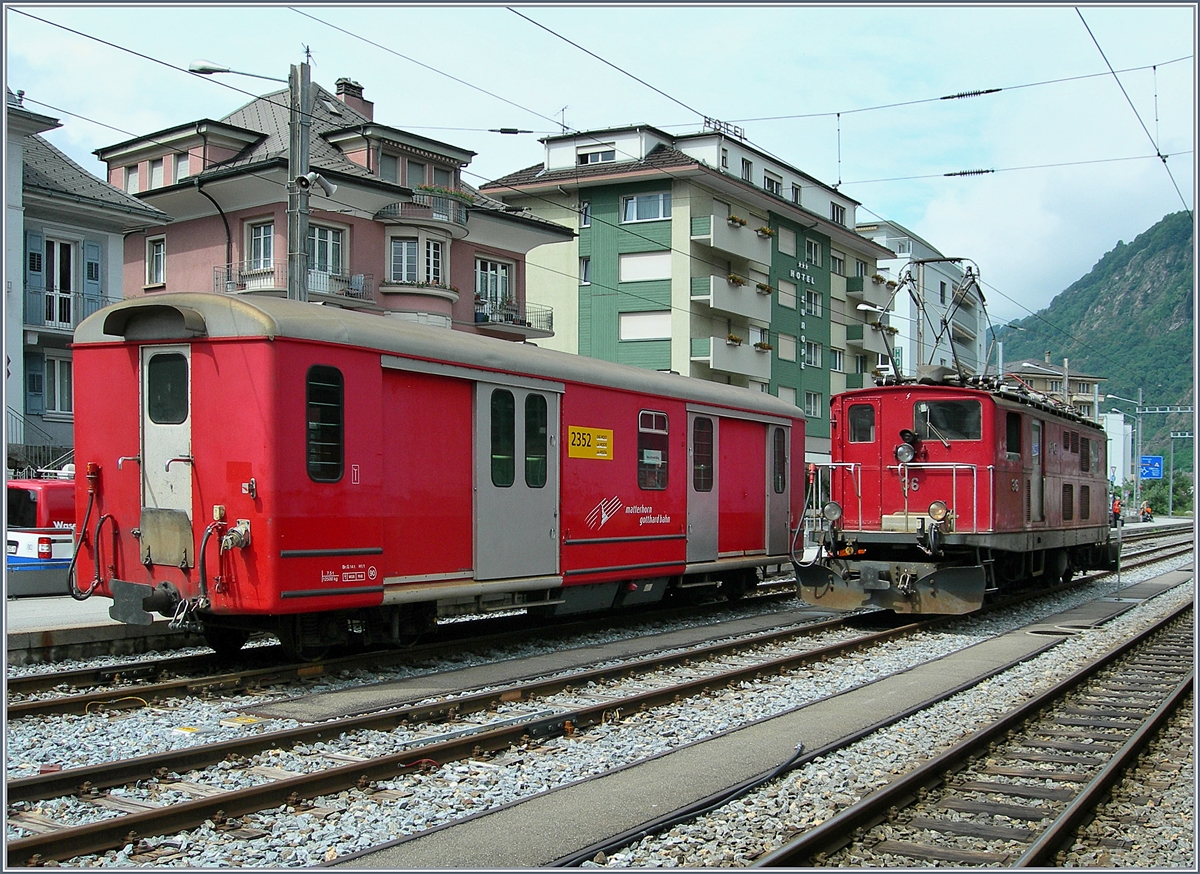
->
24, 230, 45, 328
25, 352, 45, 416
83, 241, 103, 321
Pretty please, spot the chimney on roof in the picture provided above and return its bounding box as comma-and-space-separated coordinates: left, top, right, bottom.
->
336, 78, 373, 121
1044, 350, 1051, 363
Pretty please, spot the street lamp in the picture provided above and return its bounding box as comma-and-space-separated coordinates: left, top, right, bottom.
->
189, 59, 324, 302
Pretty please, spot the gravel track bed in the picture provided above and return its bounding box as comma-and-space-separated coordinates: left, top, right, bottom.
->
6, 557, 1192, 867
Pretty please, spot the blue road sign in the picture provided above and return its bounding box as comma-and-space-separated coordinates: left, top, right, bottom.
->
1140, 455, 1164, 479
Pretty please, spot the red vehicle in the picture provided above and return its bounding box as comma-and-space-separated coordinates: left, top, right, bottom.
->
6, 476, 76, 529
72, 293, 804, 657
796, 377, 1118, 614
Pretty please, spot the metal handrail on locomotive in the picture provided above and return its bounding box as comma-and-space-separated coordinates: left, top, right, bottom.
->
70, 293, 805, 659
795, 373, 1119, 614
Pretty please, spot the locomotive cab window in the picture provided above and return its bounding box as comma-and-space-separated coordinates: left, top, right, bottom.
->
848, 404, 875, 442
1005, 412, 1022, 457
306, 366, 344, 482
638, 410, 669, 490
914, 399, 981, 442
147, 353, 188, 424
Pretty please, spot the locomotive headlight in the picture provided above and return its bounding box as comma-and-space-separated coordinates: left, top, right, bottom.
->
895, 442, 916, 463
928, 500, 949, 522
822, 501, 844, 522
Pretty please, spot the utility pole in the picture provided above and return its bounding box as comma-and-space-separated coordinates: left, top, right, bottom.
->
1169, 431, 1192, 517
287, 62, 312, 301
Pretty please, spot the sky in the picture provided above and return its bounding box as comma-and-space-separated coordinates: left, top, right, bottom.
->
4, 2, 1196, 326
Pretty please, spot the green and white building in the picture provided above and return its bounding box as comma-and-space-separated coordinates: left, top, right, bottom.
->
482, 124, 895, 460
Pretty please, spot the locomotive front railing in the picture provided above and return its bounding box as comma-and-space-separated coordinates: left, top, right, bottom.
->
800, 462, 862, 542
885, 462, 994, 534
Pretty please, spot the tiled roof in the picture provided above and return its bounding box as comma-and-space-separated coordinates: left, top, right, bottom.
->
23, 134, 169, 221
481, 144, 700, 191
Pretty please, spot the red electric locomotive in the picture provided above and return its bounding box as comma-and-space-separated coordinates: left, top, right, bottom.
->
796, 372, 1118, 614
71, 293, 804, 657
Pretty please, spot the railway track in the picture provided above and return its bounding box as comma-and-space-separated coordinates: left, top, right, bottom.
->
752, 601, 1193, 867
8, 532, 1190, 721
6, 549, 1192, 866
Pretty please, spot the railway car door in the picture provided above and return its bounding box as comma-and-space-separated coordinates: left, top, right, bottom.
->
687, 412, 719, 563
474, 382, 560, 580
766, 425, 791, 556
139, 345, 194, 567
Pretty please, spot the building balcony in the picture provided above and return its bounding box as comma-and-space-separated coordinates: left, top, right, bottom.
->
690, 335, 771, 381
690, 274, 772, 322
375, 191, 470, 239
24, 287, 108, 332
690, 214, 771, 270
474, 299, 554, 340
844, 275, 892, 309
213, 262, 375, 302
845, 322, 890, 356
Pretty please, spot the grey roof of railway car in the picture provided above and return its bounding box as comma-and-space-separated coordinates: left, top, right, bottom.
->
76, 293, 804, 420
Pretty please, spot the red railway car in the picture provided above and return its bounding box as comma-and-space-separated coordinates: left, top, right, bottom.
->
796, 377, 1118, 614
71, 293, 804, 657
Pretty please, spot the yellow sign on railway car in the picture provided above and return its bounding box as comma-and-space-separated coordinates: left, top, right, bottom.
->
568, 426, 613, 459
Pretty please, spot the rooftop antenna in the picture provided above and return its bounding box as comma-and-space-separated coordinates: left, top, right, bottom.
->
557, 106, 568, 134
303, 44, 314, 66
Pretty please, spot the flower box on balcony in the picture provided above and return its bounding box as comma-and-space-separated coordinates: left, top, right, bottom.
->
726, 334, 743, 346
871, 273, 886, 284
726, 215, 747, 227
755, 283, 773, 295
755, 226, 775, 238
754, 342, 773, 352
727, 274, 747, 287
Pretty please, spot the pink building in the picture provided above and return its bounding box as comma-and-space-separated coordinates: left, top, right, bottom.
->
94, 77, 571, 339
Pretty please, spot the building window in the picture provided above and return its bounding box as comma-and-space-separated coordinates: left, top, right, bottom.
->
830, 348, 845, 373
476, 258, 511, 307
125, 165, 138, 194
764, 172, 782, 196
638, 410, 669, 490
147, 237, 165, 285
406, 160, 426, 186
855, 259, 868, 278
433, 167, 452, 188
778, 386, 796, 405
805, 391, 823, 419
307, 226, 343, 277
894, 238, 912, 255
1077, 382, 1092, 394
830, 203, 846, 225
390, 238, 418, 284
580, 257, 591, 285
804, 341, 822, 368
149, 158, 164, 189
940, 281, 947, 305
579, 200, 591, 227
740, 158, 752, 182
577, 145, 616, 164
777, 227, 796, 257
490, 389, 516, 488
621, 192, 671, 222
777, 279, 796, 309
619, 311, 671, 340
380, 154, 398, 183
692, 417, 714, 492
855, 354, 868, 374
307, 366, 344, 482
830, 252, 845, 276
619, 250, 671, 282
720, 148, 728, 169
174, 153, 189, 183
249, 222, 273, 270
44, 355, 73, 417
804, 289, 822, 318
1049, 380, 1063, 393
805, 239, 821, 266
777, 334, 796, 362
426, 239, 443, 284
791, 185, 802, 205
43, 239, 74, 326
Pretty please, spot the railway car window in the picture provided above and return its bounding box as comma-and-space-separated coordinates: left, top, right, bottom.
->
692, 417, 714, 492
525, 395, 548, 488
913, 400, 982, 442
638, 410, 669, 490
306, 366, 344, 482
848, 404, 875, 442
1006, 412, 1022, 456
147, 353, 188, 425
491, 390, 516, 488
772, 428, 787, 493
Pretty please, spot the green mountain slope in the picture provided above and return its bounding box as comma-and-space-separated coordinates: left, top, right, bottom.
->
996, 210, 1194, 475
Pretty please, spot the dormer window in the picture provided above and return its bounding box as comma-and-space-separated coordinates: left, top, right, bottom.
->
577, 144, 616, 165
380, 154, 398, 183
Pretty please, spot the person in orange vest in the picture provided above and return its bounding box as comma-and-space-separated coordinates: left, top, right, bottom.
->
1111, 495, 1122, 527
